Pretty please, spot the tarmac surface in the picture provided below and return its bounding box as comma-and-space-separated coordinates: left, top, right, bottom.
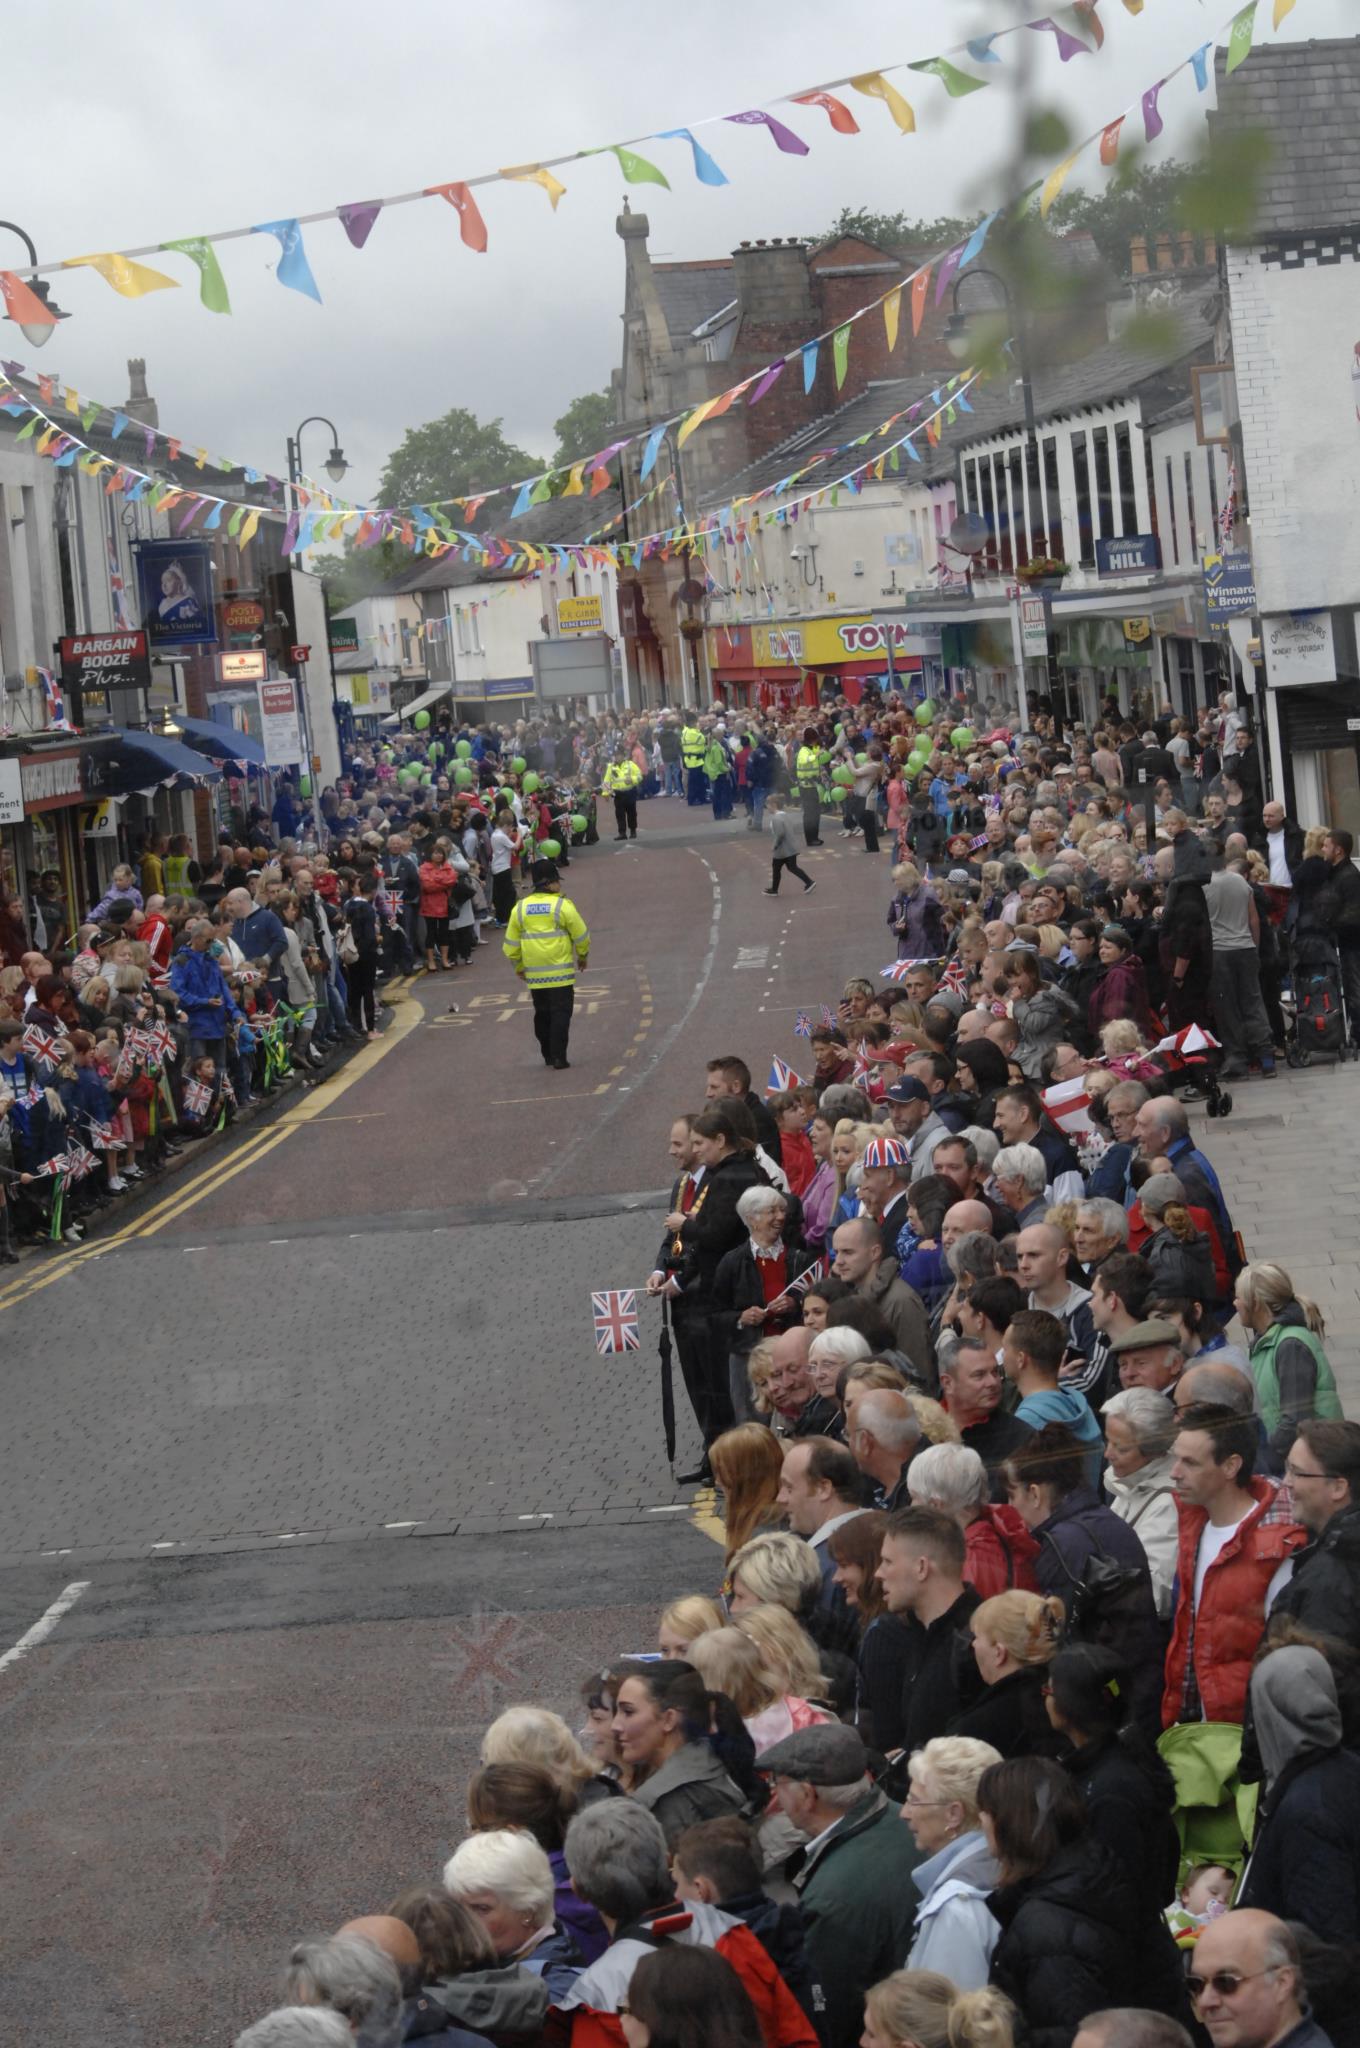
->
3, 801, 1358, 2043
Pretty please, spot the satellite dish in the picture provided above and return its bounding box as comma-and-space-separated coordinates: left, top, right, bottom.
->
948, 511, 991, 557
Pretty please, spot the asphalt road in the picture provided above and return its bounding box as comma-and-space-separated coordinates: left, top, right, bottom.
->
0, 803, 888, 2044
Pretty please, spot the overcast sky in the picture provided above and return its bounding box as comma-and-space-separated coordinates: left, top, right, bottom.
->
7, 0, 1350, 508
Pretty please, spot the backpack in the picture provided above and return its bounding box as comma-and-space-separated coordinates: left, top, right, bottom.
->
1041, 1526, 1147, 1645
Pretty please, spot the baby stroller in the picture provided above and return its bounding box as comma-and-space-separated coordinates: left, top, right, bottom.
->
1285, 931, 1356, 1067
1105, 1024, 1236, 1119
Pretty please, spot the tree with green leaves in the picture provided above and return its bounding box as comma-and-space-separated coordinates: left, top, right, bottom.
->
552, 387, 614, 467
816, 205, 975, 251
377, 408, 537, 510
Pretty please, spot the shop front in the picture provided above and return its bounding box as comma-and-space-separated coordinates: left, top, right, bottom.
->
706, 616, 936, 710
1262, 609, 1360, 834
1, 743, 95, 951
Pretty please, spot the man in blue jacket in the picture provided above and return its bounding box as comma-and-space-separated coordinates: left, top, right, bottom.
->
169, 921, 241, 1073
224, 887, 288, 976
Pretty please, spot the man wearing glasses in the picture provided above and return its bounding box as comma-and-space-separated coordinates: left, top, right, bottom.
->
1269, 1419, 1360, 1653
1182, 1909, 1332, 2048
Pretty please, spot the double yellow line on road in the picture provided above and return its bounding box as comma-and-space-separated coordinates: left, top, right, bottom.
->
0, 988, 424, 1317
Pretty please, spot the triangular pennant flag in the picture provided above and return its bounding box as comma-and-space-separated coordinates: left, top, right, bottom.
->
64, 387, 80, 415
610, 146, 670, 188
935, 245, 966, 305
911, 267, 932, 334
1142, 82, 1165, 143
850, 72, 916, 134
724, 109, 809, 154
338, 201, 383, 248
1040, 150, 1082, 219
251, 219, 322, 301
1073, 1, 1106, 49
1099, 117, 1125, 165
1273, 0, 1296, 20
832, 323, 851, 390
676, 396, 719, 448
65, 252, 177, 297
1121, 0, 1144, 11
791, 90, 859, 134
658, 128, 728, 185
908, 56, 988, 97
425, 182, 489, 250
238, 509, 261, 549
883, 287, 902, 353
967, 34, 1002, 62
640, 423, 668, 480
1226, 1, 1258, 72
563, 462, 586, 497
589, 464, 612, 496
161, 235, 231, 312
510, 479, 534, 517
528, 474, 553, 504
0, 272, 55, 333
959, 211, 998, 269
747, 361, 785, 405
1190, 43, 1212, 91
802, 341, 819, 393
1028, 17, 1092, 61
501, 164, 568, 209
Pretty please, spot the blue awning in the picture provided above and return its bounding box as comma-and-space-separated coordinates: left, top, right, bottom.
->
175, 713, 269, 769
90, 729, 223, 797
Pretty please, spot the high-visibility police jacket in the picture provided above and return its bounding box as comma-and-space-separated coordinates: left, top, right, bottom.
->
603, 758, 642, 794
796, 744, 827, 792
703, 739, 731, 781
680, 725, 706, 768
502, 890, 590, 990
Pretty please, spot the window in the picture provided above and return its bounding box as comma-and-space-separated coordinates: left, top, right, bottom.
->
1071, 432, 1095, 566
1206, 453, 1220, 538
1164, 456, 1181, 564
470, 605, 483, 655
1114, 422, 1138, 534
1042, 439, 1063, 559
978, 459, 997, 569
991, 455, 1012, 573
1184, 452, 1199, 557
1191, 365, 1234, 447
455, 608, 470, 655
1092, 425, 1114, 542
1025, 438, 1045, 554
1008, 446, 1028, 566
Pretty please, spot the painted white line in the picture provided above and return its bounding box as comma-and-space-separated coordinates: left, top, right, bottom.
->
648, 1505, 689, 1514
384, 1520, 422, 1529
151, 1542, 177, 1551
518, 1512, 554, 1521
0, 1580, 90, 1674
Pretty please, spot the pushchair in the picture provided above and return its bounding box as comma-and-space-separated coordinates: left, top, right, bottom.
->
1285, 930, 1356, 1067
1104, 1023, 1236, 1119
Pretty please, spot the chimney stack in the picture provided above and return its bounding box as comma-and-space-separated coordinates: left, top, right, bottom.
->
731, 237, 813, 323
1130, 235, 1149, 277
1154, 232, 1175, 274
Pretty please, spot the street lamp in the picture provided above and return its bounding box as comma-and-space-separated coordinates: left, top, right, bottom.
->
944, 266, 1061, 733
286, 414, 348, 493
0, 221, 69, 348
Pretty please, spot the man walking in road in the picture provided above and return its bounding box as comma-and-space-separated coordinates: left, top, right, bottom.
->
502, 859, 589, 1070
602, 754, 641, 842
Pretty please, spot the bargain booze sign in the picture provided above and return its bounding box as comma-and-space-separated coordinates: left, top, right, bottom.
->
59, 630, 151, 700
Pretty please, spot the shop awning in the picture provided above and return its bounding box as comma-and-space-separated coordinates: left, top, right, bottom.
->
396, 684, 453, 722
93, 729, 223, 796
175, 714, 270, 769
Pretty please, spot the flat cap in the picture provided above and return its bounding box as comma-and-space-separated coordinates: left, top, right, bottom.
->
1110, 1317, 1182, 1355
757, 1722, 868, 1784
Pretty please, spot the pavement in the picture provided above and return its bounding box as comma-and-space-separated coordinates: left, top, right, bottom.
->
1, 801, 1355, 2043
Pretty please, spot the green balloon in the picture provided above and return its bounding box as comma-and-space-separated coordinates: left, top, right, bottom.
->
915, 699, 936, 726
522, 772, 542, 793
512, 755, 527, 774
831, 764, 854, 786
455, 739, 472, 758
500, 788, 516, 807
952, 725, 976, 750
454, 765, 473, 788
570, 813, 587, 833
539, 838, 561, 860
414, 709, 431, 730
298, 775, 312, 797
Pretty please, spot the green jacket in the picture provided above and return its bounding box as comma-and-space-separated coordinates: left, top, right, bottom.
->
1249, 1314, 1342, 1438
680, 724, 706, 767
793, 1786, 920, 2048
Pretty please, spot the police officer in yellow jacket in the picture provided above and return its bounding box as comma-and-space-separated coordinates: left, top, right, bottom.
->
602, 754, 642, 841
680, 719, 707, 807
795, 727, 829, 848
502, 860, 590, 1069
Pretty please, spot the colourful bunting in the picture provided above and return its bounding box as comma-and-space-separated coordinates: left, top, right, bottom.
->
610, 145, 670, 189
1190, 44, 1212, 91
501, 164, 567, 210
791, 90, 859, 134
1273, 0, 1295, 20
639, 423, 667, 481
1040, 150, 1082, 218
1029, 17, 1092, 61
883, 286, 902, 353
850, 72, 916, 134
724, 109, 809, 155
908, 56, 989, 97
161, 237, 231, 312
1073, 2, 1105, 50
832, 324, 850, 390
1225, 1, 1258, 71
747, 361, 784, 406
967, 35, 1002, 62
658, 129, 728, 185
1142, 82, 1165, 142
1099, 117, 1124, 164
911, 268, 932, 334
958, 212, 997, 269
338, 201, 383, 249
252, 219, 322, 300
802, 341, 819, 393
65, 252, 177, 297
425, 182, 489, 250
0, 272, 56, 332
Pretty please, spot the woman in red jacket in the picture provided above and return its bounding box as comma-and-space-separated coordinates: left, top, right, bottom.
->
418, 838, 459, 973
1086, 925, 1159, 1043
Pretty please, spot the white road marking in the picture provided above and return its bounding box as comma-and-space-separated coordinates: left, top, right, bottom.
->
0, 1580, 90, 1674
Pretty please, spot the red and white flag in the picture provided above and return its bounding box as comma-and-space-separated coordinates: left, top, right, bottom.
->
1041, 1074, 1094, 1138
1154, 1023, 1221, 1057
592, 1289, 640, 1355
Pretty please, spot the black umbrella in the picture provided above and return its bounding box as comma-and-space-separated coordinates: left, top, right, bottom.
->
658, 1295, 677, 1469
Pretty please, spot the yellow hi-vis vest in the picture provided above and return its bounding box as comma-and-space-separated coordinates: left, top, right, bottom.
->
502, 890, 590, 990
603, 758, 642, 793
796, 744, 826, 793
680, 725, 706, 768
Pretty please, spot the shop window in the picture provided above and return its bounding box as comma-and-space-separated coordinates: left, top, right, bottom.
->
1320, 748, 1360, 841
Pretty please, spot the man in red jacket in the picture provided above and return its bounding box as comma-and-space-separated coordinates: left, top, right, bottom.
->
1162, 1404, 1305, 1728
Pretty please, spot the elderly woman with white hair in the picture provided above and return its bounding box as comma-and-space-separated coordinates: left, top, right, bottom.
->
711, 1184, 822, 1423
1101, 1385, 1180, 1616
443, 1826, 584, 2001
806, 1325, 871, 1439
909, 1440, 1039, 1600
902, 1734, 1005, 1987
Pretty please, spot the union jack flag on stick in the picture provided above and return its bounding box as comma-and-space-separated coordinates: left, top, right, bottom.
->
793, 1011, 813, 1039
879, 959, 934, 984
786, 1257, 828, 1298
766, 1056, 804, 1094
21, 1023, 63, 1067
592, 1289, 641, 1355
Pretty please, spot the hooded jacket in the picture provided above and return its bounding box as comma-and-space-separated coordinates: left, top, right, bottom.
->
431, 1962, 548, 2045
963, 1503, 1041, 1599
1270, 1503, 1360, 1654
1239, 1644, 1360, 1942
1105, 1453, 1179, 1619
1012, 984, 1081, 1084
168, 944, 241, 1038
1142, 1224, 1218, 1309
629, 1740, 747, 1848
908, 1829, 1000, 1990
1063, 1735, 1180, 1929
1033, 1487, 1167, 1734
988, 1838, 1186, 2048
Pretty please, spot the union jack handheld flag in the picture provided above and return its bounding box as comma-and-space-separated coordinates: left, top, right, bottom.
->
766, 1056, 804, 1094
21, 1023, 63, 1067
820, 1004, 836, 1029
592, 1289, 641, 1355
786, 1257, 829, 1298
879, 959, 933, 984
182, 1078, 214, 1119
793, 1011, 813, 1040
